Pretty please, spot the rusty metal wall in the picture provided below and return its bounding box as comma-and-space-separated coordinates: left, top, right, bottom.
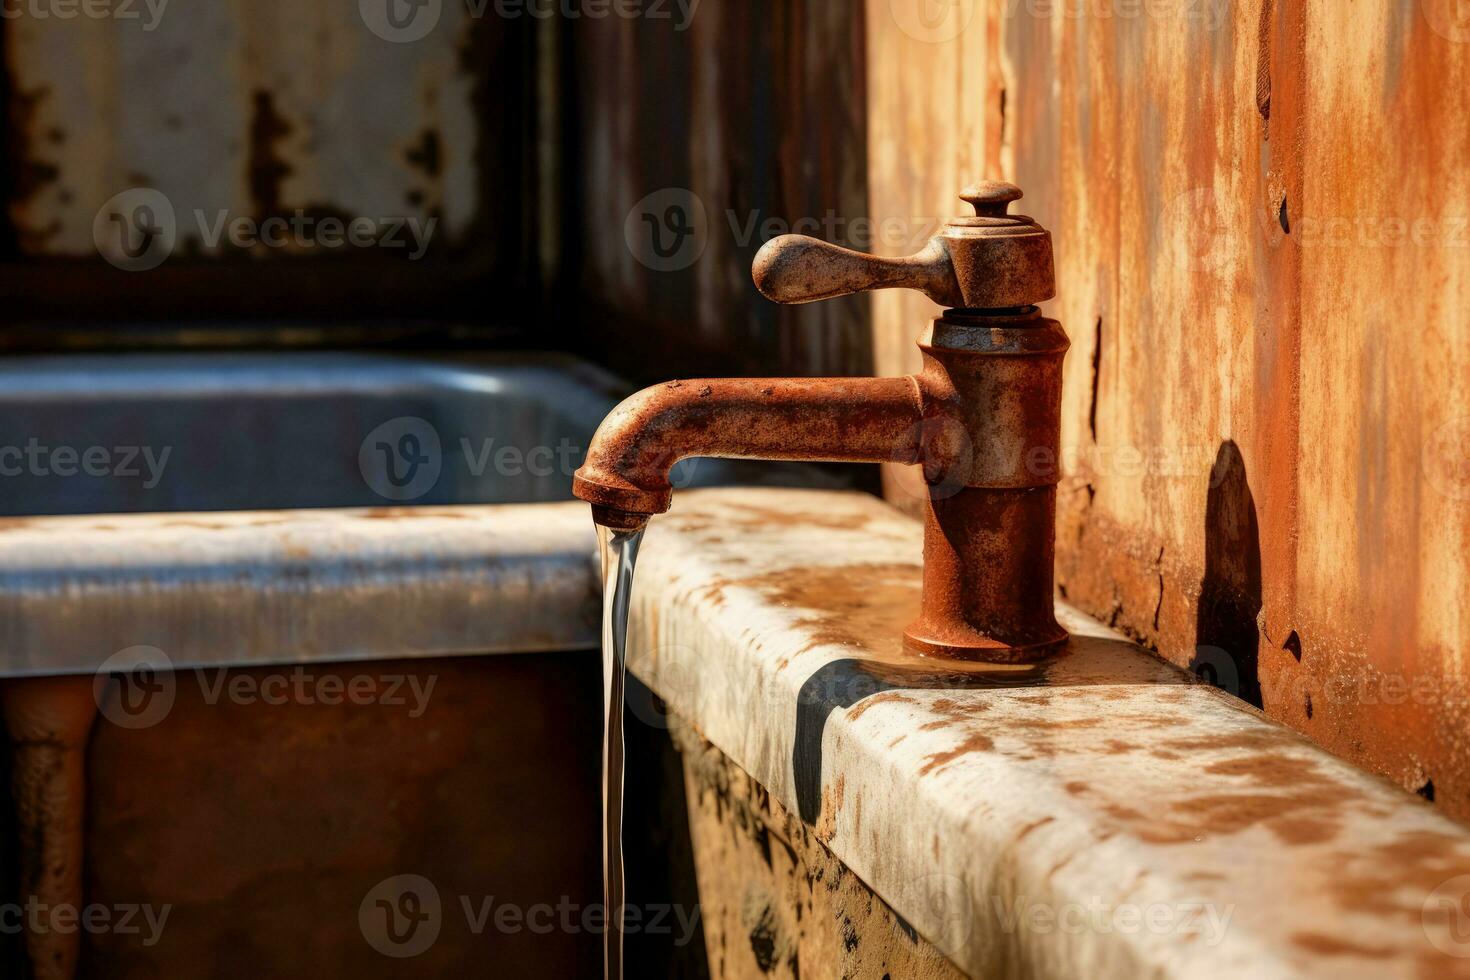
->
7, 0, 1465, 820
672, 719, 964, 980
561, 0, 874, 380
78, 655, 605, 977
2, 1, 529, 324
869, 0, 1470, 818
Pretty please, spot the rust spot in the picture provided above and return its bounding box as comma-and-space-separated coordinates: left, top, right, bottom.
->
727, 562, 921, 657
1255, 0, 1274, 123
1015, 816, 1055, 840
1269, 816, 1339, 846
1088, 316, 1102, 441
247, 90, 294, 217
1290, 933, 1393, 958
358, 508, 476, 520
918, 732, 994, 775
405, 128, 442, 178
1200, 754, 1331, 789
845, 691, 915, 722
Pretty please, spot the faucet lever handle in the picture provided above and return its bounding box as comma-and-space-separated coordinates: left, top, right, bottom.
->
751, 181, 1055, 310
752, 236, 963, 308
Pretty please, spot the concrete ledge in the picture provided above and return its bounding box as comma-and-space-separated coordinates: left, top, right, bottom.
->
628, 488, 1470, 979
0, 503, 600, 675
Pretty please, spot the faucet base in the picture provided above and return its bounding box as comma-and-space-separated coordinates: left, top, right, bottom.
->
903, 486, 1068, 664
903, 622, 1068, 663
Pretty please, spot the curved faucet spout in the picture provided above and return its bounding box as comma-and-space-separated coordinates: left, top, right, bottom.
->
572, 376, 925, 525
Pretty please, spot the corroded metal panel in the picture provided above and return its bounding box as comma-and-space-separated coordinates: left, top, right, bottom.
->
6, 1, 488, 257
629, 488, 1470, 977
81, 655, 603, 977
0, 503, 600, 675
870, 2, 1470, 818
673, 719, 964, 980
564, 0, 874, 379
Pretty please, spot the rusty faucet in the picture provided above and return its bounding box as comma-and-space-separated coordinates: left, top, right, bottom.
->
573, 181, 1069, 661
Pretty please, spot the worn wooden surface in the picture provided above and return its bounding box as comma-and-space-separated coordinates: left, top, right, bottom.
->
867, 1, 1470, 818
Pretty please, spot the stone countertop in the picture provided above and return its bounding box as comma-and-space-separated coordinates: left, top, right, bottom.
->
0, 503, 600, 674
627, 487, 1470, 979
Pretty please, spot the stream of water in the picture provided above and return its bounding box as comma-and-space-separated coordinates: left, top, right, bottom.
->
598, 524, 644, 980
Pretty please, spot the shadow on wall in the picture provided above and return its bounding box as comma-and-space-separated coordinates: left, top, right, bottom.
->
1191, 440, 1264, 709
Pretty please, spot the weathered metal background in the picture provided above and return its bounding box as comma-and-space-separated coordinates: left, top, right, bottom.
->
9, 0, 1463, 819
868, 0, 1470, 817
672, 719, 964, 980
562, 0, 874, 379
629, 488, 1470, 976
2, 1, 528, 322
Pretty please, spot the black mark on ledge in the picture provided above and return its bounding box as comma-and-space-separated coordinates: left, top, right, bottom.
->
792, 658, 1047, 823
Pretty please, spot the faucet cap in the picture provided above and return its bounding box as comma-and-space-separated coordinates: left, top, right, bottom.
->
942, 181, 1055, 308
959, 180, 1024, 217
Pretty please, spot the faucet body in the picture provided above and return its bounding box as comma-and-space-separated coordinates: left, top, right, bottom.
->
574, 181, 1070, 661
